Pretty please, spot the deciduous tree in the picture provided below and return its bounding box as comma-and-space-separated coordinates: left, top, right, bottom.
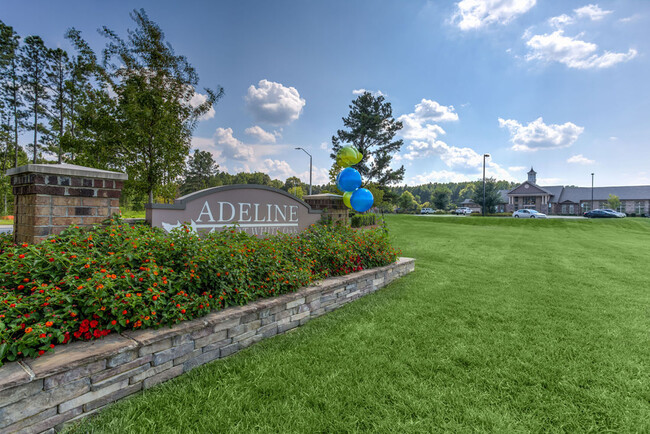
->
98, 9, 223, 203
472, 178, 502, 214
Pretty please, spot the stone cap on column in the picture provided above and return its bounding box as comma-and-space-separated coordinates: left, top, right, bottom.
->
6, 163, 128, 180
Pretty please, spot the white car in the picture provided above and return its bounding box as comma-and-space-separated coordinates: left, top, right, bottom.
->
513, 209, 547, 219
420, 208, 434, 214
454, 207, 473, 215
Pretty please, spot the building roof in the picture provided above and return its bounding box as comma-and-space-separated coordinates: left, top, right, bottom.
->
540, 185, 565, 202
508, 181, 553, 195
558, 186, 650, 203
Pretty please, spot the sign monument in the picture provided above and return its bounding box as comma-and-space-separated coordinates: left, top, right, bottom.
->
146, 185, 322, 237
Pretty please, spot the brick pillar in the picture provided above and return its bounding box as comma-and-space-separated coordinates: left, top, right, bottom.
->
6, 164, 128, 244
304, 194, 349, 226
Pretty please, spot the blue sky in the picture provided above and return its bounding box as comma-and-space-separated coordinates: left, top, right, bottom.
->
4, 0, 650, 187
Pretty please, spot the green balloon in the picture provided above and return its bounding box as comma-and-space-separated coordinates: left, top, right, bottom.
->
343, 191, 353, 208
337, 146, 362, 168
352, 148, 363, 164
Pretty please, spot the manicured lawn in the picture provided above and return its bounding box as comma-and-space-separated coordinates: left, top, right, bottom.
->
67, 216, 650, 433
120, 210, 146, 219
0, 219, 12, 225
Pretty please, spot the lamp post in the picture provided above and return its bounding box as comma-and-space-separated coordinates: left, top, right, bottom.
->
591, 173, 594, 211
483, 153, 490, 216
295, 147, 312, 195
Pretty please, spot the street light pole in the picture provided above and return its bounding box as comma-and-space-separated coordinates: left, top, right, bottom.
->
295, 147, 312, 195
591, 173, 594, 210
483, 153, 490, 216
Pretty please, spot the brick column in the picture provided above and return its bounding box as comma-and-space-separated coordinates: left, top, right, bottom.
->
6, 164, 128, 244
304, 193, 349, 226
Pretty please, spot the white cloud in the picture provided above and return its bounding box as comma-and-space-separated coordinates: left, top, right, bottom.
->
245, 79, 306, 125
537, 177, 562, 185
452, 0, 537, 31
413, 99, 459, 122
406, 162, 516, 185
320, 142, 328, 150
352, 88, 386, 97
574, 4, 612, 21
525, 30, 637, 69
189, 92, 215, 121
258, 159, 329, 185
396, 98, 515, 183
499, 117, 584, 151
214, 128, 255, 160
508, 165, 527, 171
567, 154, 595, 164
548, 14, 574, 28
244, 125, 280, 143
192, 128, 327, 184
397, 98, 457, 142
609, 136, 618, 141
618, 14, 640, 23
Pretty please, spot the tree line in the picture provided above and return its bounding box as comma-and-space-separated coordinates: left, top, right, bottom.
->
0, 9, 222, 215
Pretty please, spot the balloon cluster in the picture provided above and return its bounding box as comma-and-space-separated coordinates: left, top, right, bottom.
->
336, 146, 374, 213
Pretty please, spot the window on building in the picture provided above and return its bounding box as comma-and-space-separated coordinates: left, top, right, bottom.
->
582, 202, 591, 212
636, 201, 645, 215
523, 196, 536, 205
600, 201, 608, 209
561, 205, 567, 214
618, 201, 626, 213
569, 204, 574, 214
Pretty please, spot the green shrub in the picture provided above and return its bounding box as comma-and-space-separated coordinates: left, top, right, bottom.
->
351, 214, 376, 228
0, 219, 399, 365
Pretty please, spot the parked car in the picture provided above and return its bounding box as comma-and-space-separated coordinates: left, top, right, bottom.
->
512, 209, 547, 219
420, 208, 434, 214
454, 207, 472, 215
602, 208, 626, 217
584, 209, 623, 218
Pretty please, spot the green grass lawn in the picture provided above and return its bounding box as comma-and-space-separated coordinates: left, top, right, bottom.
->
67, 216, 650, 433
120, 210, 146, 219
0, 219, 12, 225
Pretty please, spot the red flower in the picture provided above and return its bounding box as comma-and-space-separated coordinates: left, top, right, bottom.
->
49, 258, 55, 262
90, 320, 98, 328
111, 320, 117, 325
122, 310, 127, 315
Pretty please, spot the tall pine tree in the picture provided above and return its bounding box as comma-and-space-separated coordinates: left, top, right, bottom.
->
330, 91, 405, 187
20, 35, 50, 163
0, 20, 24, 168
45, 47, 70, 163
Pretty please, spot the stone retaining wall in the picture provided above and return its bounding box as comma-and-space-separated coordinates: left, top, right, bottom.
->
0, 258, 415, 433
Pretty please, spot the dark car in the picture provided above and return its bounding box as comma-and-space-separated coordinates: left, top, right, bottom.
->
584, 209, 619, 218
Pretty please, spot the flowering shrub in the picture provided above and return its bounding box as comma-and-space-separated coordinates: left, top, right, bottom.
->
0, 219, 399, 365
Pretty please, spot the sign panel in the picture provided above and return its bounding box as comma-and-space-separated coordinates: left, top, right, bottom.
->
147, 185, 322, 237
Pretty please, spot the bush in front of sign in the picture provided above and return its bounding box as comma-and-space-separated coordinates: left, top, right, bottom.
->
0, 218, 399, 365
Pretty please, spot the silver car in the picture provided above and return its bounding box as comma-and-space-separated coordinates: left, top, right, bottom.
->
513, 209, 547, 219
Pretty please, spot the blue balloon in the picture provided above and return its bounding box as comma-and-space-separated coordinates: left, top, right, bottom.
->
337, 167, 362, 192
350, 188, 374, 213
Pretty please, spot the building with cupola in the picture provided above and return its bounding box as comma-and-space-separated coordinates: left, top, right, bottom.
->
497, 168, 650, 216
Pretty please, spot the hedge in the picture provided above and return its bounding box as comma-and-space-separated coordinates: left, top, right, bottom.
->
351, 213, 376, 228
0, 219, 399, 365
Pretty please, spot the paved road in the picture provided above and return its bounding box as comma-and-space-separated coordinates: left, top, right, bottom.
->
412, 214, 587, 219
0, 226, 13, 234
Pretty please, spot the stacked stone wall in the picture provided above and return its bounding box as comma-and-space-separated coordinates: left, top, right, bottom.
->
0, 258, 415, 433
